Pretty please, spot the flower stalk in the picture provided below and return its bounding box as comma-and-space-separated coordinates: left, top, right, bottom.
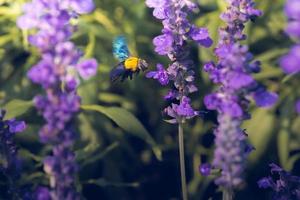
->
178, 123, 187, 200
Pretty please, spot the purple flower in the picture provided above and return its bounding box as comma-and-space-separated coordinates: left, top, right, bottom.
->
7, 120, 26, 133
0, 110, 26, 199
199, 163, 212, 176
253, 90, 278, 108
280, 45, 300, 74
35, 187, 51, 200
189, 26, 213, 47
153, 33, 174, 55
284, 0, 300, 20
76, 58, 98, 80
258, 177, 274, 189
146, 0, 212, 123
203, 0, 277, 189
284, 0, 300, 38
146, 64, 169, 85
176, 96, 198, 118
17, 0, 97, 199
281, 0, 300, 115
258, 163, 300, 200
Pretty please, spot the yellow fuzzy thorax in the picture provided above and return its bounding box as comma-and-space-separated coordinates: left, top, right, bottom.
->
124, 57, 139, 71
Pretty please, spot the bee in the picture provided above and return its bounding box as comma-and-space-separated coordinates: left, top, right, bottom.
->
110, 36, 148, 82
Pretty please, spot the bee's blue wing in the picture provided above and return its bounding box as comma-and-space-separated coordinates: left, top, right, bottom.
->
110, 64, 126, 82
113, 36, 130, 61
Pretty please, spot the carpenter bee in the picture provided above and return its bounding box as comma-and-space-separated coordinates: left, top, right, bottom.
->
110, 36, 148, 82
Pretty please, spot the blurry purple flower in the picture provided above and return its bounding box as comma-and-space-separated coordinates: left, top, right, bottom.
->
258, 177, 274, 189
68, 0, 95, 14
286, 21, 300, 38
284, 0, 300, 38
280, 45, 300, 74
77, 58, 98, 80
146, 64, 169, 85
284, 0, 300, 20
203, 0, 277, 189
17, 0, 97, 199
35, 187, 51, 200
258, 163, 300, 200
253, 90, 278, 108
199, 163, 211, 176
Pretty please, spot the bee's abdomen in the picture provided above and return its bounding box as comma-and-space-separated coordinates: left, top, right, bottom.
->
124, 57, 139, 71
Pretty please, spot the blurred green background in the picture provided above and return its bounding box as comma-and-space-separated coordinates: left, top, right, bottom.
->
0, 0, 299, 199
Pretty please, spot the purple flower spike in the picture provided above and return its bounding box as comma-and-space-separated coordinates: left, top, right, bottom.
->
280, 0, 300, 74
17, 0, 97, 199
203, 0, 277, 189
146, 0, 212, 123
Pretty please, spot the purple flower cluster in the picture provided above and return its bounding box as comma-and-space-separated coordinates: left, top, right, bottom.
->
280, 0, 300, 115
203, 0, 278, 189
145, 0, 212, 123
258, 163, 300, 200
0, 110, 26, 199
17, 0, 97, 199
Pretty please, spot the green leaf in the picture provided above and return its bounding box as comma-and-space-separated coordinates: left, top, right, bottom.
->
76, 113, 100, 162
243, 109, 275, 163
81, 142, 120, 168
3, 99, 33, 119
85, 178, 139, 188
286, 153, 300, 171
278, 129, 290, 170
281, 73, 299, 84
81, 104, 162, 161
19, 149, 42, 162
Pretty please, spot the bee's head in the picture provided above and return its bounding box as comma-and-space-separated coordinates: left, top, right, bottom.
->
138, 59, 148, 71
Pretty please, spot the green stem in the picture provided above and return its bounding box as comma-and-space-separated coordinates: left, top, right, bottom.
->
178, 123, 188, 200
223, 188, 233, 200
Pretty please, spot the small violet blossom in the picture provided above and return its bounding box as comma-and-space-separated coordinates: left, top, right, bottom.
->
203, 0, 278, 189
17, 0, 97, 199
145, 0, 212, 123
199, 163, 212, 177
